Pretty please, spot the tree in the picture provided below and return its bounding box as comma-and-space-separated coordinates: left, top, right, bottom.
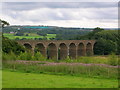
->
75, 28, 118, 55
37, 32, 47, 36
26, 34, 29, 36
2, 36, 25, 54
87, 27, 104, 39
94, 39, 117, 55
93, 27, 104, 33
0, 19, 10, 28
15, 30, 24, 36
42, 36, 47, 40
15, 37, 20, 40
21, 38, 27, 40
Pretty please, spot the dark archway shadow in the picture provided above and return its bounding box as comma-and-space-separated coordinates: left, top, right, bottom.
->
78, 43, 86, 57
59, 43, 67, 60
47, 43, 57, 60
86, 43, 92, 56
35, 43, 46, 57
69, 43, 76, 59
24, 43, 32, 52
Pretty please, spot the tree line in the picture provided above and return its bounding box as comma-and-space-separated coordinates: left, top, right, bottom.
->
3, 25, 91, 40
74, 27, 119, 55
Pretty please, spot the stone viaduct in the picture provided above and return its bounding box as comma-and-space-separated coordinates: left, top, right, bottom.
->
17, 40, 96, 60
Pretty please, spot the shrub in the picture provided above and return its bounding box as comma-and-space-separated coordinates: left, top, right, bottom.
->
65, 56, 72, 63
2, 52, 17, 61
33, 52, 46, 61
2, 36, 25, 54
108, 53, 118, 66
17, 52, 32, 60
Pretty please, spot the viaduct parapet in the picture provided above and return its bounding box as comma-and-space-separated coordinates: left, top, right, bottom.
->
17, 40, 96, 60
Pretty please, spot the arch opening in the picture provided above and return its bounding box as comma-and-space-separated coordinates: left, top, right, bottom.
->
77, 43, 85, 57
24, 43, 32, 51
58, 43, 67, 60
47, 43, 57, 59
86, 43, 92, 56
35, 43, 46, 57
69, 43, 76, 59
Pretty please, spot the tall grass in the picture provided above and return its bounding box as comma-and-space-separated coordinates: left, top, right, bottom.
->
3, 60, 118, 79
2, 52, 118, 78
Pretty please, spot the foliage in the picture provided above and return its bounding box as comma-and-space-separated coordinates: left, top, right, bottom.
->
64, 56, 72, 63
107, 53, 118, 66
75, 27, 104, 40
2, 36, 25, 54
32, 52, 46, 61
37, 32, 47, 36
2, 52, 17, 61
15, 30, 24, 36
94, 39, 117, 55
75, 28, 119, 55
2, 51, 46, 61
0, 19, 9, 28
17, 52, 33, 60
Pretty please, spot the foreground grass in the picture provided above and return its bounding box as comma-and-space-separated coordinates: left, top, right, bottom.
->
2, 70, 118, 88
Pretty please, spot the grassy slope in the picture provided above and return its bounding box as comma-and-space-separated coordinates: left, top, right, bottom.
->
3, 33, 56, 40
2, 70, 118, 88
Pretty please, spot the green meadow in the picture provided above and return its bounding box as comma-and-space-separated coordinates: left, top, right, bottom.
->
2, 70, 118, 88
3, 33, 56, 40
2, 52, 119, 88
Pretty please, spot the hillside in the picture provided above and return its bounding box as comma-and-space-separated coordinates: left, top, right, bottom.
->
3, 26, 92, 40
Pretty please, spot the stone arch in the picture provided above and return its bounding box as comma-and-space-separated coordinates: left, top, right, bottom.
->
77, 43, 86, 57
23, 43, 32, 51
86, 42, 93, 56
47, 43, 57, 59
69, 43, 76, 59
59, 43, 68, 60
35, 43, 46, 57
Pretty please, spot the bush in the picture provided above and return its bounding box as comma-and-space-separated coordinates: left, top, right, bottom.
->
33, 52, 46, 61
108, 53, 118, 66
2, 52, 17, 61
65, 56, 73, 63
3, 51, 47, 61
2, 36, 25, 54
17, 52, 32, 60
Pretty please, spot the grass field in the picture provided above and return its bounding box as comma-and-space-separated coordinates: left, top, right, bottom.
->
3, 33, 56, 40
2, 70, 118, 88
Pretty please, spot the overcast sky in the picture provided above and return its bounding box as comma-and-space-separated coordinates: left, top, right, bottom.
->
1, 1, 119, 28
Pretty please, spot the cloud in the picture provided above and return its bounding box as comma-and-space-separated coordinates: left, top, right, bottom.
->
2, 7, 117, 20
1, 0, 120, 2
2, 2, 118, 11
1, 2, 118, 28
